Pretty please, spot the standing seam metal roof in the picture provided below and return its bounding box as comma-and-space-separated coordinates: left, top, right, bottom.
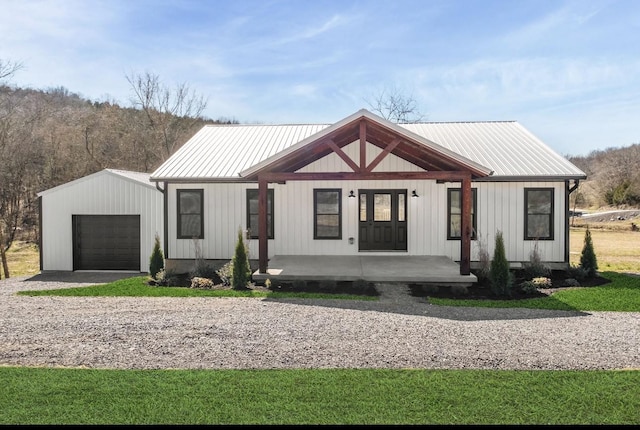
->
150, 115, 586, 181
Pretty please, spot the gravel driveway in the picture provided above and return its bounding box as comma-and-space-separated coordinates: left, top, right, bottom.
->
1, 273, 638, 371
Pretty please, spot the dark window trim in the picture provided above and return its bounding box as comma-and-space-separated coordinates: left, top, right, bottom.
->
313, 188, 342, 240
177, 189, 204, 239
246, 189, 274, 239
524, 187, 554, 240
447, 188, 477, 240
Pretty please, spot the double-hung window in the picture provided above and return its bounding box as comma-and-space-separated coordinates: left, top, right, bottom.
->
177, 189, 204, 239
447, 188, 477, 240
525, 188, 554, 240
314, 189, 342, 239
246, 189, 274, 239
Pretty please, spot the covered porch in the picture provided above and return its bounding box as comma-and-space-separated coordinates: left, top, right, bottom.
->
252, 255, 478, 286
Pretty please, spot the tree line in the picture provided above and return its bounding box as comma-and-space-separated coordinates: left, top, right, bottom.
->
569, 144, 640, 209
0, 59, 235, 278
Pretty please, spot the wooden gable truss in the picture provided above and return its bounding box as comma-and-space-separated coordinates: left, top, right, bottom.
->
241, 114, 492, 276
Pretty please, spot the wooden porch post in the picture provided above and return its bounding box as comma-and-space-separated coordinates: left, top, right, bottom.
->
460, 174, 472, 275
258, 176, 268, 273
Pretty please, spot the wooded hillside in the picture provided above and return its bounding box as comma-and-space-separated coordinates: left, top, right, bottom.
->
569, 144, 640, 209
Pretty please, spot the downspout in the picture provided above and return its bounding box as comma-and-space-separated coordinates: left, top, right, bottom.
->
38, 196, 43, 272
154, 181, 168, 259
565, 179, 580, 266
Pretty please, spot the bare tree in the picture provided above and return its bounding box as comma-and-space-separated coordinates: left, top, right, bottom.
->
365, 85, 426, 123
126, 71, 208, 161
0, 59, 23, 82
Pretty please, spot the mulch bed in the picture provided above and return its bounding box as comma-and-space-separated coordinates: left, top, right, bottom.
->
408, 270, 611, 300
155, 269, 610, 301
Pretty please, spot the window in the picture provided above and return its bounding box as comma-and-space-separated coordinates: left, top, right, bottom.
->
246, 189, 274, 239
525, 188, 554, 240
447, 188, 477, 240
177, 189, 203, 239
314, 189, 342, 239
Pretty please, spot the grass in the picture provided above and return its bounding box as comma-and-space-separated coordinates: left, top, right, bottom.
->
430, 271, 640, 311
3, 240, 39, 277
18, 275, 376, 301
0, 367, 638, 425
4, 229, 640, 424
570, 227, 640, 273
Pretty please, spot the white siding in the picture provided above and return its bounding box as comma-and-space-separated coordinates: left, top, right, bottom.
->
40, 172, 163, 271
166, 144, 567, 264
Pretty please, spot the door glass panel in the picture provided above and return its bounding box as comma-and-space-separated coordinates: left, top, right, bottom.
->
398, 193, 405, 222
374, 193, 391, 221
359, 193, 367, 222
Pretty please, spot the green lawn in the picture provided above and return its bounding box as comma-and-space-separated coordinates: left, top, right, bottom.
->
8, 270, 640, 425
1, 367, 637, 425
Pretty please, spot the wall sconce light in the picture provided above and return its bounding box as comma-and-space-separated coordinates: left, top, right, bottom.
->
411, 190, 419, 198
348, 190, 356, 198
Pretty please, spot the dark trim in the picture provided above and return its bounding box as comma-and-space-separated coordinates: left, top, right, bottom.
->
247, 188, 274, 239
474, 175, 586, 182
313, 188, 342, 240
524, 187, 554, 240
447, 188, 477, 240
163, 181, 169, 258
565, 181, 570, 264
177, 189, 204, 239
38, 196, 43, 271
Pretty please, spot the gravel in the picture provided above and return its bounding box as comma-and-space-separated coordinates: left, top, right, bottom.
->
1, 275, 638, 371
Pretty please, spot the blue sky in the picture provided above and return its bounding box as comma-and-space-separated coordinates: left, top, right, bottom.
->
1, 0, 638, 156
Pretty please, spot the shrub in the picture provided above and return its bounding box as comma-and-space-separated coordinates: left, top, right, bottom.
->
216, 261, 233, 286
190, 276, 214, 289
562, 278, 581, 287
489, 231, 513, 297
149, 233, 164, 279
474, 233, 491, 283
567, 264, 588, 281
579, 226, 598, 278
190, 238, 218, 280
523, 240, 551, 279
231, 229, 251, 290
519, 280, 538, 295
153, 269, 180, 287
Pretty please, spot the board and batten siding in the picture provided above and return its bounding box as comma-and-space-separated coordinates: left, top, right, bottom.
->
166, 140, 567, 265
40, 172, 163, 271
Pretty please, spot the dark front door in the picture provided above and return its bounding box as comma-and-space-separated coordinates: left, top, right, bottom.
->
358, 190, 407, 251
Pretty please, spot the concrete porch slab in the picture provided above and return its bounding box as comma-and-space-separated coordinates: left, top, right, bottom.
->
252, 255, 477, 286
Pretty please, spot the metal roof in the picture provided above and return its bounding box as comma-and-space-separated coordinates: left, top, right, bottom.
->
150, 109, 586, 182
38, 169, 154, 196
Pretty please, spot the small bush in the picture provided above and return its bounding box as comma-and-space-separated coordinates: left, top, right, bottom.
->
523, 241, 551, 279
190, 277, 214, 289
153, 269, 180, 287
489, 231, 513, 297
580, 226, 598, 278
474, 234, 491, 283
231, 229, 251, 290
519, 280, 538, 295
216, 262, 233, 286
567, 264, 588, 281
562, 278, 581, 287
149, 233, 164, 279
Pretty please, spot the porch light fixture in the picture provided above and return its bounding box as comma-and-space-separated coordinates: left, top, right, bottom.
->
348, 190, 356, 198
411, 190, 419, 198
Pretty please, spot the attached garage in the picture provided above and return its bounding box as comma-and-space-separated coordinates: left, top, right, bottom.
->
38, 169, 164, 272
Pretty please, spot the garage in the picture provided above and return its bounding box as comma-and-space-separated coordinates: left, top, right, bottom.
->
73, 215, 141, 270
38, 169, 164, 272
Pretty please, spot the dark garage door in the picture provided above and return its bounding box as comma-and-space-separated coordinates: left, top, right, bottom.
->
73, 215, 140, 271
